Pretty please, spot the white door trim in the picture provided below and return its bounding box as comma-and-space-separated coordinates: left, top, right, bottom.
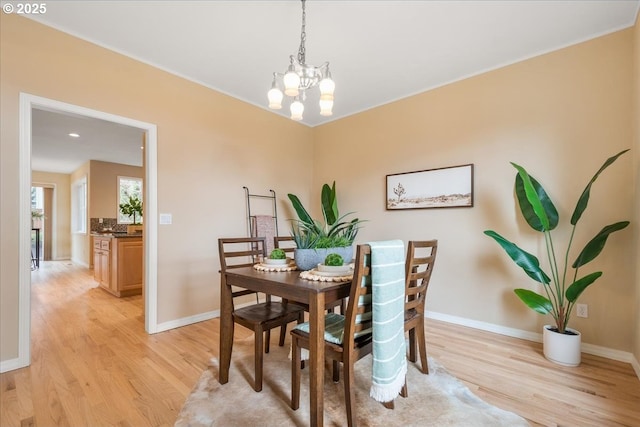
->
16, 93, 159, 370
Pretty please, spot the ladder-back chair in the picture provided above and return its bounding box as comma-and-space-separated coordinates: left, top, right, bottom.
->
404, 240, 438, 375
218, 237, 304, 392
290, 244, 376, 427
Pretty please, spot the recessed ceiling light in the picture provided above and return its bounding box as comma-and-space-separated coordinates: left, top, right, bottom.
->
68, 133, 80, 138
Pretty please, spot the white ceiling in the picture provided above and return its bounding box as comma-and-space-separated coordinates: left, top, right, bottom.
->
28, 1, 639, 172
32, 108, 144, 174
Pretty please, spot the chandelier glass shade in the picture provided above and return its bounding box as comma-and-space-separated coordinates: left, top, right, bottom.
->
267, 0, 334, 121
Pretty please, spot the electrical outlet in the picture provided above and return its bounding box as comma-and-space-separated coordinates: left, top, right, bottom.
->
576, 304, 588, 318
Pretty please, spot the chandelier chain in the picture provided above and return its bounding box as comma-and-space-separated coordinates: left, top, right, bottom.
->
297, 0, 306, 65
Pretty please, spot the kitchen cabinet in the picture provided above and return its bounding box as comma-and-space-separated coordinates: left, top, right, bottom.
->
93, 236, 111, 289
92, 234, 142, 297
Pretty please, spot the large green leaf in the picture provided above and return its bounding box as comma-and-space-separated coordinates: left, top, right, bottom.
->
511, 163, 550, 231
287, 194, 314, 227
514, 289, 553, 315
570, 149, 629, 225
321, 182, 339, 226
484, 230, 550, 284
572, 221, 630, 268
565, 271, 602, 302
515, 174, 558, 232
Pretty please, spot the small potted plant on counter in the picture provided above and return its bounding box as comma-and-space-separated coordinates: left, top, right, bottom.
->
119, 194, 143, 234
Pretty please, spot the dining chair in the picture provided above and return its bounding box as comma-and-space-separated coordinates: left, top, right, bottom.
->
274, 236, 346, 315
292, 243, 403, 427
273, 235, 297, 256
218, 237, 305, 392
404, 240, 438, 375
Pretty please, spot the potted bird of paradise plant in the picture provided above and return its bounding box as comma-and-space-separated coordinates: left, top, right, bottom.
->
484, 149, 630, 366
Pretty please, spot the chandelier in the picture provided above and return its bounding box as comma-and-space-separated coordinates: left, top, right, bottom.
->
267, 0, 335, 121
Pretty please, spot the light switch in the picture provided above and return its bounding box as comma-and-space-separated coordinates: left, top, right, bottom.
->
159, 213, 172, 225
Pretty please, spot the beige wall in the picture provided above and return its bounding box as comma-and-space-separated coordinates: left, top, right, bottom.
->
1, 12, 637, 366
69, 160, 144, 266
90, 160, 144, 221
633, 13, 640, 367
31, 171, 71, 260
315, 29, 635, 351
0, 14, 314, 362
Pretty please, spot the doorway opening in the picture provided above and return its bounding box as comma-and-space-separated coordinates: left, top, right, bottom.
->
16, 93, 159, 371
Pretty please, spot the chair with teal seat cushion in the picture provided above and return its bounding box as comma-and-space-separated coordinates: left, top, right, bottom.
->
290, 244, 377, 427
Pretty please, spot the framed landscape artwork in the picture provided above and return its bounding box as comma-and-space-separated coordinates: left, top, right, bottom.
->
386, 164, 474, 210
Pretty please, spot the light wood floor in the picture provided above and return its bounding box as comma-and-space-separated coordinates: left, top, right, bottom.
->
1, 261, 638, 427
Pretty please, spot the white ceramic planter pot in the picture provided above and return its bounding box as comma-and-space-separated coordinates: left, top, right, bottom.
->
543, 325, 581, 367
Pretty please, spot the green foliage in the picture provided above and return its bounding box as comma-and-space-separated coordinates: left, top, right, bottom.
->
288, 181, 365, 249
119, 195, 143, 225
484, 149, 630, 334
324, 253, 344, 266
269, 248, 286, 260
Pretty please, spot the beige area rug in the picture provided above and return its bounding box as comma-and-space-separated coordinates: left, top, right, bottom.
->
175, 338, 529, 427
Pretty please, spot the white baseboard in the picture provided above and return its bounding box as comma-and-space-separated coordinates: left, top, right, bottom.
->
631, 355, 640, 379
152, 306, 639, 380
153, 299, 263, 333
425, 311, 638, 372
155, 309, 220, 333
70, 257, 89, 268
0, 356, 28, 374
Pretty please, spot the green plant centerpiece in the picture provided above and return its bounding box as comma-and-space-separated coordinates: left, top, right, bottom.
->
288, 181, 365, 270
317, 252, 351, 274
324, 253, 344, 266
269, 248, 286, 260
484, 149, 629, 366
119, 194, 143, 225
264, 248, 289, 265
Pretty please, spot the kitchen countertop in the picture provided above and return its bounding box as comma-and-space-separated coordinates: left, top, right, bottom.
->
91, 232, 143, 238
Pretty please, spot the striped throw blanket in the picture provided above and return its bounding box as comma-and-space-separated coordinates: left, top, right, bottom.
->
368, 240, 407, 403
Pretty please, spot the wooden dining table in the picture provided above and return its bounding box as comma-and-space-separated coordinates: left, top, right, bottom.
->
219, 266, 352, 427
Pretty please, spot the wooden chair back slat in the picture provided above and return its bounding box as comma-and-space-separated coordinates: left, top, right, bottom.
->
273, 236, 297, 255
404, 240, 437, 313
343, 245, 373, 346
219, 237, 268, 301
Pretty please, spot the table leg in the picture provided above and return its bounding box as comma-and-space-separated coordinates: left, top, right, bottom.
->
309, 292, 325, 427
219, 276, 234, 384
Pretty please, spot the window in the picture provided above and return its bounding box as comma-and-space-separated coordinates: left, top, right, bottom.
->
72, 176, 87, 234
118, 176, 143, 224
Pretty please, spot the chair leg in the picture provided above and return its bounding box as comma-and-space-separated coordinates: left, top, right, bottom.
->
279, 325, 287, 346
254, 329, 264, 392
332, 360, 340, 383
291, 336, 301, 410
416, 321, 429, 374
343, 358, 356, 427
400, 377, 408, 398
265, 329, 271, 354
408, 328, 417, 363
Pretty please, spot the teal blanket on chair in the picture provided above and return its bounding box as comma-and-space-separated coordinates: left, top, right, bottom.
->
368, 240, 407, 403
